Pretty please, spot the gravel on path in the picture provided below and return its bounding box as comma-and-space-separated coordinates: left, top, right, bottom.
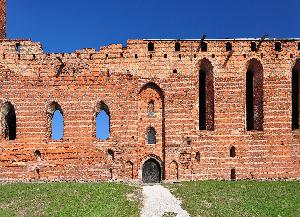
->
141, 185, 190, 217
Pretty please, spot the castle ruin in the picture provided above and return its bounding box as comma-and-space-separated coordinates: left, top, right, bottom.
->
0, 0, 299, 183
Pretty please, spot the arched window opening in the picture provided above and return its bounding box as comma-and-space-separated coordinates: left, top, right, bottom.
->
147, 127, 156, 144
96, 101, 110, 140
34, 150, 41, 161
52, 110, 64, 140
246, 59, 264, 131
251, 42, 257, 51
201, 42, 207, 52
199, 59, 214, 131
47, 102, 64, 140
292, 60, 300, 130
148, 42, 154, 51
175, 42, 180, 52
231, 168, 236, 180
107, 149, 114, 160
275, 42, 282, 52
195, 152, 200, 162
1, 102, 16, 140
230, 146, 236, 158
148, 100, 155, 117
226, 42, 232, 51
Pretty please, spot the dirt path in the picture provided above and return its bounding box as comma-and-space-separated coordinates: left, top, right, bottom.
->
141, 185, 190, 217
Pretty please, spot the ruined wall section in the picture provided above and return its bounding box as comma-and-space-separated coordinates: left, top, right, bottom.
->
0, 0, 5, 39
0, 39, 299, 181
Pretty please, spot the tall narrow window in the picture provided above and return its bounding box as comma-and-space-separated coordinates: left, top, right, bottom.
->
298, 42, 300, 51
52, 109, 64, 140
246, 59, 264, 131
199, 59, 214, 130
292, 60, 300, 129
199, 70, 206, 129
148, 100, 154, 117
175, 42, 180, 52
47, 102, 63, 140
96, 101, 110, 140
147, 127, 156, 144
246, 70, 254, 130
1, 102, 16, 140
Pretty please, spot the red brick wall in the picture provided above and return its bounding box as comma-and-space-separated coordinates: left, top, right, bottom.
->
0, 39, 299, 182
0, 0, 5, 39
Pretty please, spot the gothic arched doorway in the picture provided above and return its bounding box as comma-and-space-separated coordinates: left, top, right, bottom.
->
142, 158, 161, 183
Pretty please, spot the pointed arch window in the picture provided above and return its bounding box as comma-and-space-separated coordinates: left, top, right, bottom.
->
199, 59, 214, 131
47, 102, 64, 140
246, 59, 264, 131
48, 102, 64, 140
96, 101, 110, 140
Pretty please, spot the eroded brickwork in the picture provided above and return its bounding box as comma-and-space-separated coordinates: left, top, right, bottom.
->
0, 2, 299, 182
0, 38, 299, 182
0, 0, 5, 39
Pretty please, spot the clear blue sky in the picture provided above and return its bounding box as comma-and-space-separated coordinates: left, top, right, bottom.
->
7, 0, 300, 53
7, 0, 299, 139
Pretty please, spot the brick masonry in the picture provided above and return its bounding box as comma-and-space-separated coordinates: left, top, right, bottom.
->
0, 0, 5, 39
0, 3, 299, 182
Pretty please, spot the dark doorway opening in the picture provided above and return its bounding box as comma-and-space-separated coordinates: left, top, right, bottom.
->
142, 158, 161, 183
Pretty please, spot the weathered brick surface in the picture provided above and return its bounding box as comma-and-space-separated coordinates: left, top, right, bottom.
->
0, 0, 5, 39
0, 3, 299, 182
0, 38, 299, 182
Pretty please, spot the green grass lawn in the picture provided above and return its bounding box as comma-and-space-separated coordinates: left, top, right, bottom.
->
167, 180, 300, 217
0, 182, 141, 217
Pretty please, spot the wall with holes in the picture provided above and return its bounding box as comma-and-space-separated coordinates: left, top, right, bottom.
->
0, 38, 300, 182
